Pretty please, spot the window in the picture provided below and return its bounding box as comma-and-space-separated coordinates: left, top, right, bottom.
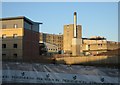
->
2, 44, 6, 48
2, 34, 6, 39
67, 25, 69, 28
13, 34, 17, 38
2, 54, 6, 56
13, 53, 17, 58
13, 44, 17, 48
13, 24, 18, 28
98, 44, 102, 47
88, 45, 90, 50
2, 25, 6, 29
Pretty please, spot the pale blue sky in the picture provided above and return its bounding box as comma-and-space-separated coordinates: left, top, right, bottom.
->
2, 2, 118, 41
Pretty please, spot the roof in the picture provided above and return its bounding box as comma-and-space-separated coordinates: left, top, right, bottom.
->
0, 16, 42, 25
82, 37, 106, 40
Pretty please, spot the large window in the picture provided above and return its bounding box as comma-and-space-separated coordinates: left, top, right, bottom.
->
2, 44, 6, 48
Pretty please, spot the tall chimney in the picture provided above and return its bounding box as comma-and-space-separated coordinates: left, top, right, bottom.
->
72, 12, 80, 56
74, 12, 77, 38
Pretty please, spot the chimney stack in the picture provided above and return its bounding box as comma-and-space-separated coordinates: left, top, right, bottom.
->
74, 12, 77, 38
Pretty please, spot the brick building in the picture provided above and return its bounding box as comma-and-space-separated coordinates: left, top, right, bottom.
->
1, 16, 41, 60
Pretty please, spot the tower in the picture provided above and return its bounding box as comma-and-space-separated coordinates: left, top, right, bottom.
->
63, 12, 82, 55
72, 12, 81, 56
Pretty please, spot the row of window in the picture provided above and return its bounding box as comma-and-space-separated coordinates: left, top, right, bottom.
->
2, 53, 17, 57
2, 34, 18, 39
87, 44, 106, 47
47, 40, 62, 43
2, 24, 18, 29
46, 36, 62, 39
2, 44, 17, 48
48, 49, 57, 51
58, 48, 62, 50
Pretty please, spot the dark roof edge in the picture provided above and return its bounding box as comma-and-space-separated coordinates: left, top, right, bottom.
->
0, 16, 25, 21
0, 16, 42, 24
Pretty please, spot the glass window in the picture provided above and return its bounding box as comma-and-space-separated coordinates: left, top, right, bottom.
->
13, 44, 17, 48
13, 24, 18, 28
88, 45, 90, 50
2, 44, 6, 48
13, 53, 17, 57
2, 54, 6, 56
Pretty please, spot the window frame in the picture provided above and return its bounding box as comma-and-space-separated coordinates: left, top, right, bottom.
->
13, 24, 18, 28
13, 44, 17, 48
2, 44, 6, 48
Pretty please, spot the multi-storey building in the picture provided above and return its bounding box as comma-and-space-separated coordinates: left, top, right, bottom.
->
1, 16, 41, 60
39, 32, 63, 52
82, 36, 118, 55
63, 24, 82, 54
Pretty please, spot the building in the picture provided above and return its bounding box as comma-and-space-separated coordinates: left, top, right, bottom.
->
39, 41, 48, 55
40, 32, 63, 52
63, 12, 118, 56
63, 24, 82, 54
1, 16, 41, 60
82, 36, 119, 55
45, 42, 58, 54
39, 41, 58, 55
63, 12, 82, 56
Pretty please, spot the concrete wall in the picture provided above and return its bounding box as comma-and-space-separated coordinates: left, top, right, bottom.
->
107, 41, 118, 50
55, 56, 118, 65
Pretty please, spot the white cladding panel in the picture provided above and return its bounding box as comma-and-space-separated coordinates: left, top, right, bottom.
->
2, 70, 119, 83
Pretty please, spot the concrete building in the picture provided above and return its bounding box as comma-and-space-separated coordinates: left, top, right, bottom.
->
39, 41, 58, 55
82, 36, 119, 55
63, 12, 118, 56
63, 12, 82, 56
45, 42, 58, 54
40, 32, 63, 51
1, 16, 41, 60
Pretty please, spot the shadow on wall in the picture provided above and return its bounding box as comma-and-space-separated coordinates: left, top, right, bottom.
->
54, 48, 120, 66
55, 55, 119, 67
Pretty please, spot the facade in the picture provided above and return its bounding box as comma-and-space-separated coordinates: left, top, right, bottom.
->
40, 32, 63, 51
45, 42, 58, 54
63, 24, 82, 55
82, 36, 119, 55
39, 41, 58, 55
1, 16, 40, 60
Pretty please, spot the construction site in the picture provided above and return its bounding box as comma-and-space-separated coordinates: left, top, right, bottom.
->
1, 11, 119, 85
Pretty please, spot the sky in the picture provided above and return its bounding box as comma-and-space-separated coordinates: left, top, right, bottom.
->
1, 2, 118, 41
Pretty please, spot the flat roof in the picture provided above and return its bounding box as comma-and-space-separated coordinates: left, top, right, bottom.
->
0, 16, 42, 25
